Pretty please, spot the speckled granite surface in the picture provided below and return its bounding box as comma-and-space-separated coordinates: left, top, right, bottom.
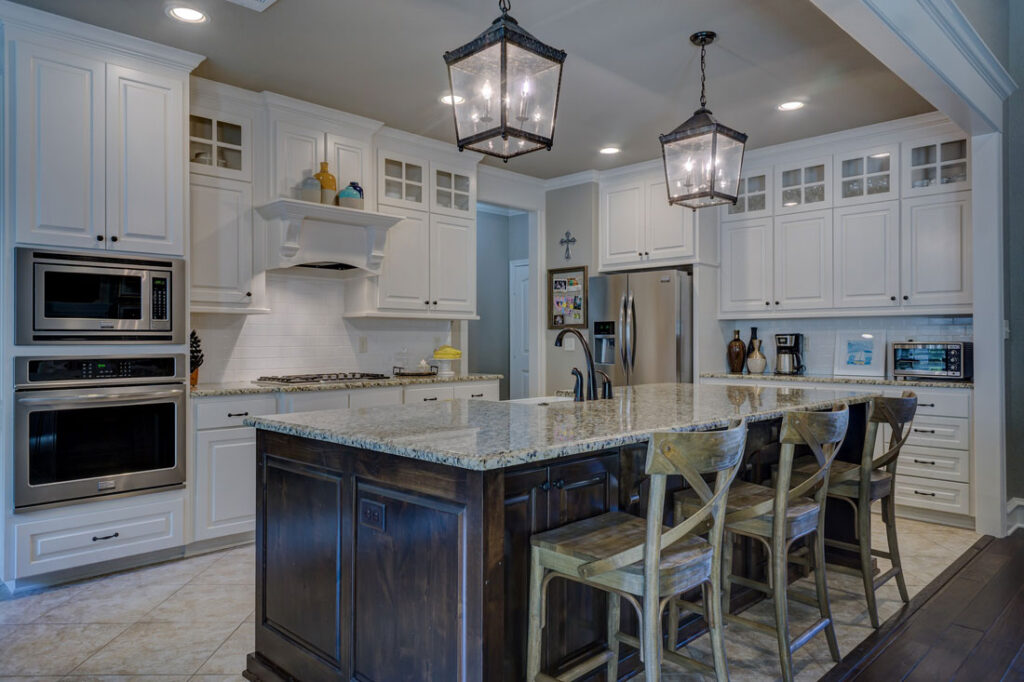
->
700, 372, 973, 390
244, 382, 876, 471
191, 374, 503, 398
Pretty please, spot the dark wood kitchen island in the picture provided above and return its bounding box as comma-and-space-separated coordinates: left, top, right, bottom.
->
242, 383, 876, 682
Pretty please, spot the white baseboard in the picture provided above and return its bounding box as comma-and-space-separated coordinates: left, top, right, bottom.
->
1008, 497, 1024, 534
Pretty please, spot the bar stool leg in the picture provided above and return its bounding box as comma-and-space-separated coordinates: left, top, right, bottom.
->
707, 573, 729, 682
812, 533, 841, 661
721, 531, 735, 616
642, 587, 662, 681
883, 497, 910, 603
526, 549, 544, 681
856, 499, 881, 629
666, 598, 679, 651
606, 592, 620, 681
772, 537, 794, 682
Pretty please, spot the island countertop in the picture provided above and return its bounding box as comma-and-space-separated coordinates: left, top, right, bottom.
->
244, 382, 876, 471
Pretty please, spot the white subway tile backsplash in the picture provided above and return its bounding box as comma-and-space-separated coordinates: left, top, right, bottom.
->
191, 270, 451, 384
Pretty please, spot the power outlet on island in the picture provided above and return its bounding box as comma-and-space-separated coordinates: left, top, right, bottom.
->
359, 499, 386, 532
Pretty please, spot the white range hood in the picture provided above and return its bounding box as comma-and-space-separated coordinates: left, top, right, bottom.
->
256, 198, 403, 273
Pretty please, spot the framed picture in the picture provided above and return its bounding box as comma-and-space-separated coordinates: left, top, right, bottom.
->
834, 330, 886, 377
548, 266, 588, 329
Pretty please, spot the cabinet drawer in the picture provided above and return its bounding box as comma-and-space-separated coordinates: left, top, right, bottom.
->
453, 383, 498, 401
908, 389, 970, 418
404, 385, 455, 403
897, 445, 969, 483
349, 388, 403, 408
893, 475, 969, 515
195, 395, 278, 430
283, 390, 350, 413
905, 416, 969, 451
15, 495, 185, 578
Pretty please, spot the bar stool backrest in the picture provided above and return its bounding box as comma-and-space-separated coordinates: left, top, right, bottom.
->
864, 392, 918, 474
577, 420, 747, 580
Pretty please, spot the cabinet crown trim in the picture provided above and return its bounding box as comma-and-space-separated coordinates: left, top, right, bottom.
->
262, 91, 384, 139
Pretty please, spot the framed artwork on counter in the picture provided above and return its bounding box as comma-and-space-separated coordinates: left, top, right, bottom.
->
834, 330, 887, 377
548, 266, 588, 329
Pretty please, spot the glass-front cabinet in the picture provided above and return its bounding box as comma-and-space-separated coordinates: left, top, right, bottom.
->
378, 149, 428, 211
774, 156, 831, 214
189, 107, 250, 181
901, 135, 970, 197
430, 162, 476, 219
722, 167, 772, 221
834, 145, 899, 205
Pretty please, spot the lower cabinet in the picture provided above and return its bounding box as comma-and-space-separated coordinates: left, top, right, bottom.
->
194, 427, 259, 542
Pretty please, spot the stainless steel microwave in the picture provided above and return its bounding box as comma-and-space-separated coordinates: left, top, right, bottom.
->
892, 342, 973, 381
16, 248, 185, 344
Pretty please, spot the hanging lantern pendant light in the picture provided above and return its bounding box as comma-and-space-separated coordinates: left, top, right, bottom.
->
443, 0, 567, 162
659, 31, 748, 209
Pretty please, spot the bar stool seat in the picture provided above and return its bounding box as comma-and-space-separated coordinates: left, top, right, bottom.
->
792, 459, 892, 500
678, 480, 818, 540
532, 511, 713, 599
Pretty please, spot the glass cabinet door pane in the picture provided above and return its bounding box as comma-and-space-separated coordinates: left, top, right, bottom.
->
385, 179, 403, 199
866, 154, 890, 174
190, 141, 213, 165
405, 184, 422, 203
782, 188, 801, 206
454, 194, 470, 211
866, 175, 890, 195
842, 179, 863, 198
384, 159, 403, 179
911, 167, 937, 188
217, 147, 242, 171
454, 174, 470, 193
804, 165, 825, 184
912, 145, 936, 167
216, 120, 243, 146
727, 197, 746, 214
436, 189, 452, 208
190, 115, 213, 139
842, 158, 863, 178
747, 175, 765, 193
436, 171, 452, 189
941, 140, 967, 162
804, 184, 825, 203
941, 162, 967, 185
748, 194, 765, 211
406, 164, 423, 183
781, 169, 801, 187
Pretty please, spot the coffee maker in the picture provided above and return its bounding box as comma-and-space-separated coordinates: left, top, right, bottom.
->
775, 333, 805, 375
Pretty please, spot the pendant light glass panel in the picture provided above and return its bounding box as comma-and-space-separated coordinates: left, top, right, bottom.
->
662, 127, 745, 208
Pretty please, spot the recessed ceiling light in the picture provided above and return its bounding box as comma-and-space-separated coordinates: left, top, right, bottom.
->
440, 94, 464, 105
777, 101, 805, 111
599, 147, 621, 155
167, 6, 208, 22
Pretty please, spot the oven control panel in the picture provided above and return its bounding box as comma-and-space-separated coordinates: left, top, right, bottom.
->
152, 276, 169, 321
23, 356, 181, 385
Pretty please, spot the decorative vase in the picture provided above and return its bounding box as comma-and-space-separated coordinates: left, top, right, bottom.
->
746, 339, 768, 374
727, 329, 746, 373
337, 181, 364, 209
299, 174, 321, 202
190, 368, 199, 387
314, 162, 337, 204
747, 326, 759, 356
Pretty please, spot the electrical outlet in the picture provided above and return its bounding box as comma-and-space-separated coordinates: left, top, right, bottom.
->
357, 336, 368, 353
359, 499, 386, 532
565, 337, 576, 351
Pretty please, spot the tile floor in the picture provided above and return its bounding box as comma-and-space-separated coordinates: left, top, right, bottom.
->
0, 516, 979, 681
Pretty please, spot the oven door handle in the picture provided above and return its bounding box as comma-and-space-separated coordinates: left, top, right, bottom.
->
17, 388, 185, 405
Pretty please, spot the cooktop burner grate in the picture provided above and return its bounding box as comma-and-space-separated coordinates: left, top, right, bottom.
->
254, 372, 389, 385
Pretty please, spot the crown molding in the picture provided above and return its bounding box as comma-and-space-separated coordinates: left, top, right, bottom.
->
375, 127, 483, 166
262, 92, 384, 139
0, 0, 204, 72
543, 170, 600, 192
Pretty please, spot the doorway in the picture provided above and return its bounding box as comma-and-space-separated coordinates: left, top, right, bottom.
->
509, 259, 530, 399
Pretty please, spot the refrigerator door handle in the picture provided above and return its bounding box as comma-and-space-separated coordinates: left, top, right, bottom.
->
618, 291, 629, 377
628, 292, 637, 369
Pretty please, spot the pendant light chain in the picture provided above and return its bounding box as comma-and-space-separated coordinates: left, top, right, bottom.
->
499, 0, 510, 14
699, 42, 707, 109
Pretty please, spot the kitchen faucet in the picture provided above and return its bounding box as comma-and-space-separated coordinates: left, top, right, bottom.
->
554, 328, 598, 400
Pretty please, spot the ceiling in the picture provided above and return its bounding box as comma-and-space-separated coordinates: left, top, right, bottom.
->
11, 0, 934, 179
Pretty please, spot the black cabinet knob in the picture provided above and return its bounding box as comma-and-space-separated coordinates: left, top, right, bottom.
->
890, 296, 897, 301
96, 235, 104, 242
903, 295, 909, 301
246, 291, 252, 297
424, 300, 430, 305
110, 235, 118, 242
638, 252, 643, 257
432, 300, 438, 305
765, 301, 770, 306
644, 251, 650, 256
774, 301, 780, 305
553, 479, 566, 489
539, 481, 551, 492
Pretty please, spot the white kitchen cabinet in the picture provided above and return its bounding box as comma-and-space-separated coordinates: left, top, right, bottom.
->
833, 145, 899, 205
900, 191, 972, 307
273, 119, 323, 200
833, 201, 900, 309
599, 173, 694, 270
722, 167, 772, 221
194, 427, 258, 541
600, 180, 645, 267
901, 135, 970, 197
404, 385, 455, 403
189, 108, 251, 182
349, 388, 403, 408
378, 209, 432, 311
773, 209, 833, 310
12, 40, 106, 250
430, 162, 476, 219
190, 175, 254, 305
282, 389, 351, 413
645, 179, 695, 263
719, 218, 774, 314
453, 383, 499, 401
893, 475, 970, 516
327, 132, 372, 207
378, 149, 429, 212
429, 214, 476, 313
105, 64, 185, 256
774, 156, 831, 214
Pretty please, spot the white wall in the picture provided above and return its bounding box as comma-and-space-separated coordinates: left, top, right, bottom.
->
191, 270, 451, 384
713, 315, 973, 376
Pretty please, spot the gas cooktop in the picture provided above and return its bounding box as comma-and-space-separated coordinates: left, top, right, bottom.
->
254, 372, 389, 386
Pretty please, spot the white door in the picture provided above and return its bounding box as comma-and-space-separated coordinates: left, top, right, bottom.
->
599, 181, 645, 268
273, 119, 324, 200
190, 175, 253, 305
13, 41, 106, 249
326, 133, 370, 207
194, 428, 257, 541
378, 209, 431, 311
719, 218, 774, 314
106, 65, 185, 255
645, 178, 695, 263
773, 209, 833, 310
509, 260, 530, 400
833, 201, 900, 309
900, 192, 972, 306
429, 214, 476, 313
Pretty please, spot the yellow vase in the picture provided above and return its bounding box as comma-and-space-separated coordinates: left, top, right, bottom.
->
314, 162, 337, 192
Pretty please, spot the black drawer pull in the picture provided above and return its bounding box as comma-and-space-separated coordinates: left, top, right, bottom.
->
227, 412, 250, 417
918, 403, 936, 407
913, 490, 937, 497
539, 481, 551, 492
912, 458, 936, 465
423, 397, 438, 401
92, 532, 120, 542
913, 428, 936, 434
471, 393, 484, 398
552, 479, 566, 489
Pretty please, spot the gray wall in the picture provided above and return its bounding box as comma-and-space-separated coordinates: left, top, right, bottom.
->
1004, 4, 1023, 499
544, 183, 598, 394
953, 0, 1009, 68
509, 213, 529, 261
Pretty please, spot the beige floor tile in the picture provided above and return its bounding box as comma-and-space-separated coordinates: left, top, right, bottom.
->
39, 584, 182, 624
189, 676, 246, 682
0, 624, 127, 676
60, 676, 191, 681
195, 623, 253, 675
0, 584, 88, 625
189, 557, 253, 586
0, 677, 64, 681
72, 622, 237, 676
141, 584, 252, 625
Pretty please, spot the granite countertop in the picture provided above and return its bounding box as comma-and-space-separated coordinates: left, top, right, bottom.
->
244, 382, 877, 471
700, 372, 973, 390
191, 373, 503, 398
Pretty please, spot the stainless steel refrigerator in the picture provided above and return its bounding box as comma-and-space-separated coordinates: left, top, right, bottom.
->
589, 269, 693, 386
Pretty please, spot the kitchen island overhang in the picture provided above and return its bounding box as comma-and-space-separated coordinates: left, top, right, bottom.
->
242, 383, 877, 682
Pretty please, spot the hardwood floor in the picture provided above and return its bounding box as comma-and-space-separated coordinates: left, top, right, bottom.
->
823, 529, 1024, 681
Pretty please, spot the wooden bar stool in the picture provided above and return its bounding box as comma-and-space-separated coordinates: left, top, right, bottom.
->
790, 392, 917, 628
674, 404, 849, 682
525, 420, 748, 682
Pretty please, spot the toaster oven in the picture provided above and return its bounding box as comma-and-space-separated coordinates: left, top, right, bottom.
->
892, 342, 973, 381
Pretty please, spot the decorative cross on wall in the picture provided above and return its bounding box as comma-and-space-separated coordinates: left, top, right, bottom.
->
559, 231, 576, 260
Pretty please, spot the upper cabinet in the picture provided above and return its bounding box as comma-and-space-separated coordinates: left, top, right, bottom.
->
833, 145, 899, 205
189, 107, 251, 181
901, 192, 972, 306
722, 167, 773, 222
9, 33, 198, 256
833, 201, 900, 309
430, 162, 476, 219
378, 150, 428, 212
772, 209, 833, 310
719, 217, 774, 314
190, 175, 253, 305
901, 135, 970, 197
774, 156, 831, 215
598, 170, 695, 271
